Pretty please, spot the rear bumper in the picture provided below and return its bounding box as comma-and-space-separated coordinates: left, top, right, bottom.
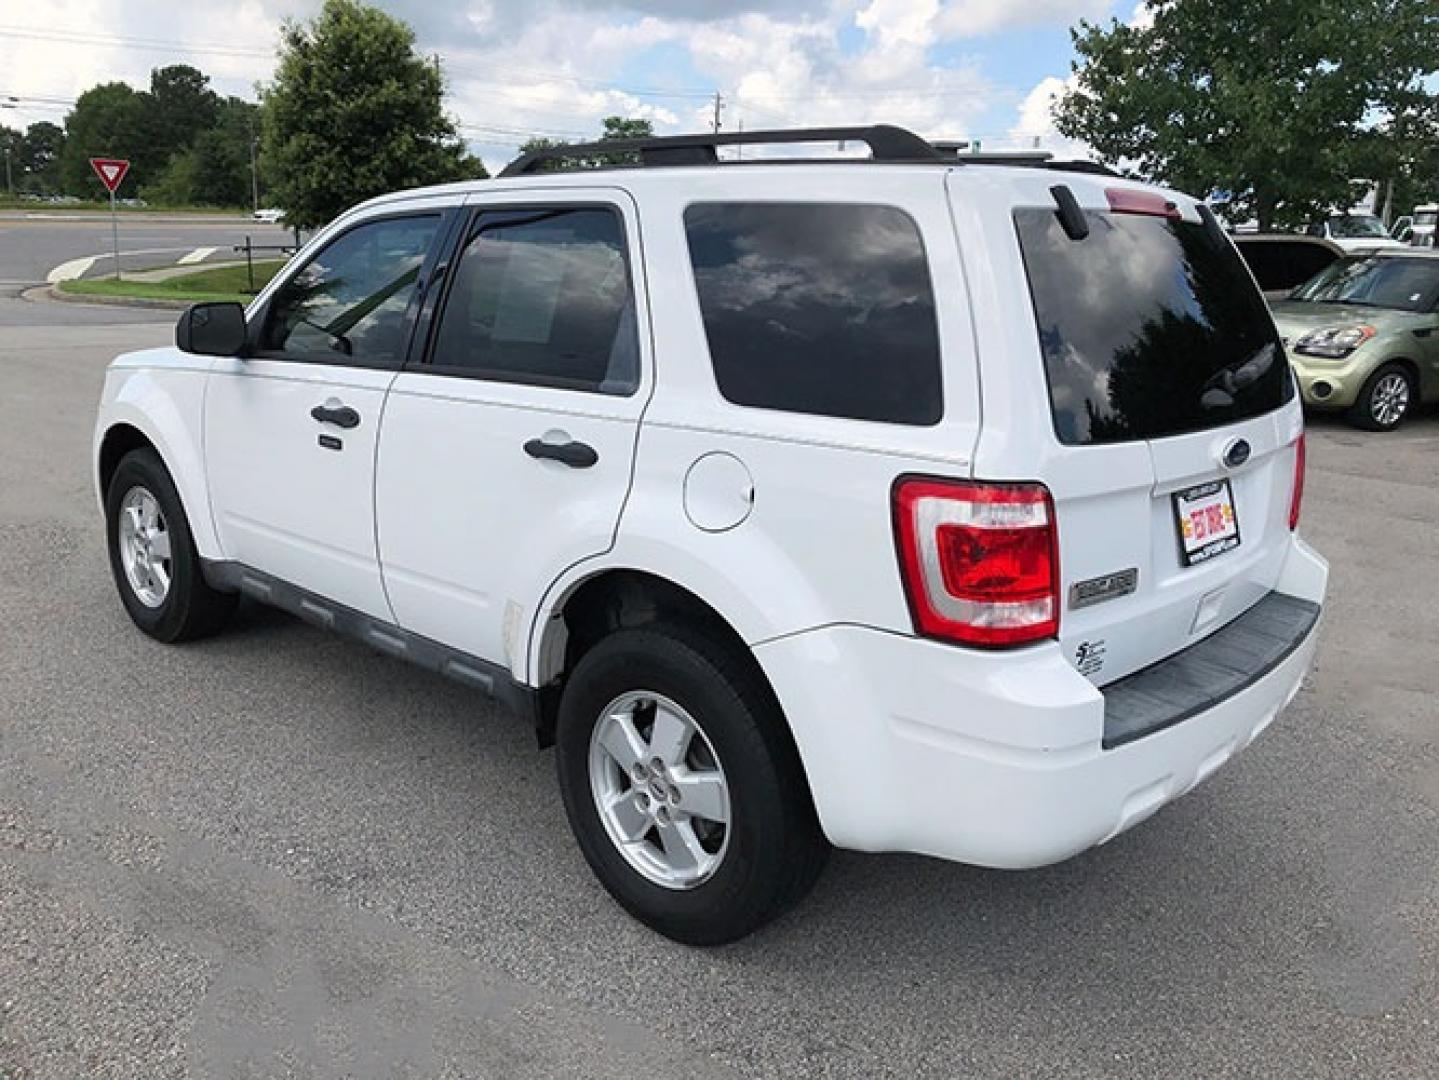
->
755, 534, 1328, 868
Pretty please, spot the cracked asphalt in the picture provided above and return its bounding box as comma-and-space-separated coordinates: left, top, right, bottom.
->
1, 300, 1437, 1078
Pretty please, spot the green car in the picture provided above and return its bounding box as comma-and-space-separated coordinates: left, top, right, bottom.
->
1272, 251, 1439, 430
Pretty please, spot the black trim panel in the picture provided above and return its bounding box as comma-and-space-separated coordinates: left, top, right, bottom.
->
1101, 591, 1320, 750
202, 560, 541, 731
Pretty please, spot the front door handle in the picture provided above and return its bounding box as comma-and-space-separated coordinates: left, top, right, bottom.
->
524, 437, 598, 469
311, 402, 360, 429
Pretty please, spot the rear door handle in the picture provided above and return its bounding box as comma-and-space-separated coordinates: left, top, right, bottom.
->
524, 437, 598, 469
311, 402, 360, 429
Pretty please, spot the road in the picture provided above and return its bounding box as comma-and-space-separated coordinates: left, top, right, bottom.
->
0, 210, 293, 293
2, 296, 1437, 1078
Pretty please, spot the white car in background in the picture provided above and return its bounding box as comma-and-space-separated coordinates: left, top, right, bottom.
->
1305, 213, 1408, 252
252, 208, 285, 224
1402, 204, 1437, 249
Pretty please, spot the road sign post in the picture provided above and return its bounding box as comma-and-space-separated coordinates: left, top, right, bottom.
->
89, 158, 131, 281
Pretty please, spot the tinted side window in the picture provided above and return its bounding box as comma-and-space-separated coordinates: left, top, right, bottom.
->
683, 203, 942, 425
262, 215, 440, 365
429, 207, 639, 395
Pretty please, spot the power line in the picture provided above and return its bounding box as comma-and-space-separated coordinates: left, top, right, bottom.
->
0, 25, 272, 60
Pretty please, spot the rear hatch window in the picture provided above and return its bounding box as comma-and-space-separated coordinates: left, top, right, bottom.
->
1015, 208, 1292, 445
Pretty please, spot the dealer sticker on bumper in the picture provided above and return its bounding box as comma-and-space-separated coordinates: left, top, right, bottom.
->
1174, 479, 1241, 566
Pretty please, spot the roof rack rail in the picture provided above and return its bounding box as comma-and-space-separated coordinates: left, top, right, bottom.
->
942, 148, 1119, 177
498, 124, 943, 177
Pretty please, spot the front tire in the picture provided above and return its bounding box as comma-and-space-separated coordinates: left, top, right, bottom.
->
555, 624, 828, 945
105, 447, 236, 642
1349, 363, 1415, 431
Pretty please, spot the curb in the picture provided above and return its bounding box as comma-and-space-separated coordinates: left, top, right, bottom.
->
24, 285, 191, 311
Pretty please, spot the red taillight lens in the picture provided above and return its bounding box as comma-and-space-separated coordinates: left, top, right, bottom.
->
1105, 187, 1180, 219
893, 477, 1060, 648
1288, 434, 1306, 530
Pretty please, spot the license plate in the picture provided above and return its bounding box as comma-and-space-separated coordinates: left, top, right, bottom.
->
1173, 480, 1241, 566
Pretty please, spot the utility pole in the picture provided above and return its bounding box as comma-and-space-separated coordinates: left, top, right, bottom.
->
250, 137, 260, 213
712, 91, 723, 134
3, 146, 12, 198
247, 111, 260, 212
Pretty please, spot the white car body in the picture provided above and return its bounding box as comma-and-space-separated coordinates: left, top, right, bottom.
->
252, 208, 285, 224
1307, 213, 1409, 253
1410, 205, 1437, 249
95, 151, 1327, 882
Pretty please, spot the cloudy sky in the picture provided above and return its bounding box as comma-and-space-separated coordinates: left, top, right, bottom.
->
0, 0, 1140, 172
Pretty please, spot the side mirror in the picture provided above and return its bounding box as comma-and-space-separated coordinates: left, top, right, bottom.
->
176, 302, 249, 357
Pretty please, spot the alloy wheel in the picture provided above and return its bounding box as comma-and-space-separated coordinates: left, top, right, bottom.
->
1371, 372, 1411, 427
117, 486, 172, 608
588, 691, 731, 890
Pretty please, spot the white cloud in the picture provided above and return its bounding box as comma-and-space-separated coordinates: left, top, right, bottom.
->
1008, 74, 1095, 158
939, 0, 1110, 38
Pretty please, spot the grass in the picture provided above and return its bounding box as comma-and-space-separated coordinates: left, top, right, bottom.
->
0, 197, 248, 215
58, 260, 288, 305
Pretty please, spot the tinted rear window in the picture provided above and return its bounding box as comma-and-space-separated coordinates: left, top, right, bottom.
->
1234, 239, 1339, 294
1015, 208, 1291, 445
684, 202, 942, 425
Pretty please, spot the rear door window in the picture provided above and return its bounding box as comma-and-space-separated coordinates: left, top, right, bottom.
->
684, 202, 942, 426
1015, 208, 1292, 445
428, 207, 639, 395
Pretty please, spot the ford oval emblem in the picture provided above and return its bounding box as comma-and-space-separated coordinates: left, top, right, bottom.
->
1222, 438, 1251, 469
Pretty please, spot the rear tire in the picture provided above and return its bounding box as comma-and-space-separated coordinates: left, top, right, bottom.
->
105, 448, 237, 643
1348, 363, 1415, 431
555, 624, 828, 945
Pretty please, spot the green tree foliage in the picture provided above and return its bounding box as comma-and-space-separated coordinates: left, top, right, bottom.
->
0, 125, 19, 193
141, 97, 264, 208
1054, 0, 1439, 230
19, 122, 65, 193
600, 116, 654, 141
193, 99, 263, 209
59, 82, 147, 196
516, 117, 656, 172
144, 65, 220, 170
261, 0, 484, 230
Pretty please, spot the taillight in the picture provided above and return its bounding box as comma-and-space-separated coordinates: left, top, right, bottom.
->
892, 477, 1060, 648
1105, 187, 1180, 219
1288, 434, 1306, 530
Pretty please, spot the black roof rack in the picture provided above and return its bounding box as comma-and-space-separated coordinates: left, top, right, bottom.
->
937, 147, 1120, 177
499, 124, 943, 176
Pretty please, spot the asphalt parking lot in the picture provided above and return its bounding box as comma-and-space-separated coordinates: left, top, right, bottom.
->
2, 296, 1437, 1079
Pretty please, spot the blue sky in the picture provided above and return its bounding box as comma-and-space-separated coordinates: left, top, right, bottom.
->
0, 0, 1144, 172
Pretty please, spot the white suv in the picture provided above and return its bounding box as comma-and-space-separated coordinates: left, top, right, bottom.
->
93, 126, 1328, 944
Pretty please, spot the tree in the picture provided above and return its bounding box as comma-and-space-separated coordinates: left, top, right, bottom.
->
0, 125, 20, 196
19, 121, 65, 194
516, 117, 655, 172
596, 116, 653, 167
600, 116, 653, 141
144, 65, 219, 170
143, 148, 202, 206
59, 82, 147, 196
260, 0, 485, 230
1054, 0, 1439, 230
192, 98, 263, 208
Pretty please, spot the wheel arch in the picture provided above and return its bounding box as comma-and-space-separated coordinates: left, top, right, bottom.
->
95, 376, 222, 559
528, 568, 813, 801
98, 422, 158, 502
1380, 355, 1422, 388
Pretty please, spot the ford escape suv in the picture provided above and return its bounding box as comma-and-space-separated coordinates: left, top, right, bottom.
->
93, 126, 1328, 944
